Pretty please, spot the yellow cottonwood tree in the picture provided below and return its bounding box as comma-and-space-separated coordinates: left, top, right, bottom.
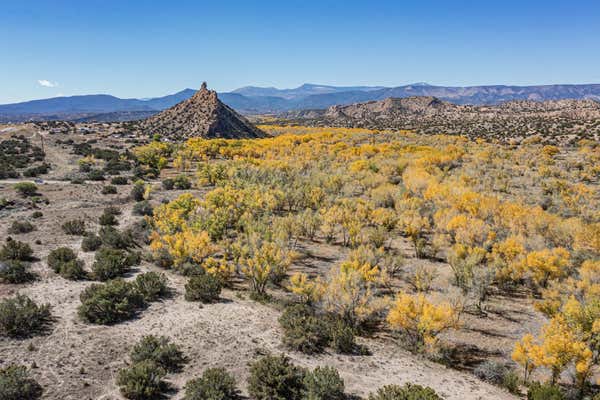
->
321, 259, 382, 327
287, 272, 323, 304
387, 292, 460, 351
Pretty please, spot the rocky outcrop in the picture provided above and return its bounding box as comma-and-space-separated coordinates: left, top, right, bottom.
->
141, 82, 266, 140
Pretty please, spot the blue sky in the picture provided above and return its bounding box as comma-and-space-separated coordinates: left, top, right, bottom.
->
2, 0, 600, 103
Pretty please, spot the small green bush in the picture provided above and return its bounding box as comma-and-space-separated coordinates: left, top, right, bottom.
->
81, 234, 102, 252
0, 294, 52, 338
78, 279, 145, 324
330, 320, 357, 354
176, 261, 204, 276
279, 304, 329, 354
31, 211, 43, 219
367, 384, 442, 400
117, 360, 166, 400
0, 260, 35, 283
92, 247, 132, 281
502, 371, 521, 395
59, 259, 87, 280
132, 200, 154, 216
473, 360, 508, 385
23, 164, 49, 178
0, 238, 33, 261
7, 220, 35, 234
99, 210, 119, 226
47, 247, 77, 273
130, 335, 185, 372
134, 272, 169, 302
185, 274, 222, 303
99, 226, 135, 249
303, 366, 345, 400
87, 169, 105, 181
184, 367, 239, 400
101, 185, 117, 195
14, 182, 38, 197
162, 178, 174, 190
247, 354, 306, 400
153, 249, 174, 269
111, 176, 128, 185
174, 175, 192, 189
0, 364, 43, 400
61, 219, 86, 235
526, 382, 564, 400
131, 182, 145, 202
104, 205, 122, 216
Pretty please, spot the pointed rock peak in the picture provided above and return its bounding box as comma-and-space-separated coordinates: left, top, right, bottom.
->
141, 81, 266, 140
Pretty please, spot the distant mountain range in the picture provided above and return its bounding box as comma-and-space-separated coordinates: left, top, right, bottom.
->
2, 83, 600, 122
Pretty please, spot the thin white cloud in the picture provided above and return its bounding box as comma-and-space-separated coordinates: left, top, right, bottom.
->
38, 79, 58, 88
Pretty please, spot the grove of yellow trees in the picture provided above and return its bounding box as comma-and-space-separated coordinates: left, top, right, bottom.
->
140, 125, 599, 389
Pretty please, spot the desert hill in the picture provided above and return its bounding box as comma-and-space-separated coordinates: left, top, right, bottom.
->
140, 83, 266, 139
282, 96, 600, 141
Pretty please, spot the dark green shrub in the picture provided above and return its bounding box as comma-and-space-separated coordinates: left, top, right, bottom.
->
330, 320, 357, 354
87, 169, 105, 181
128, 219, 152, 245
0, 294, 52, 338
92, 247, 132, 281
99, 210, 119, 226
130, 335, 185, 372
104, 159, 132, 174
13, 182, 38, 197
131, 182, 145, 202
473, 360, 508, 385
47, 247, 77, 272
526, 382, 564, 400
279, 304, 329, 354
154, 249, 174, 269
0, 238, 33, 261
184, 367, 239, 400
134, 272, 168, 301
59, 259, 87, 280
247, 354, 306, 400
7, 221, 35, 234
111, 176, 128, 185
23, 164, 49, 177
303, 366, 345, 400
367, 384, 442, 400
31, 211, 43, 219
61, 219, 86, 235
81, 234, 102, 252
174, 175, 192, 189
117, 360, 166, 400
0, 364, 43, 400
0, 260, 35, 283
132, 200, 154, 216
78, 279, 145, 324
99, 226, 135, 249
162, 178, 174, 190
79, 161, 92, 172
502, 371, 521, 395
101, 185, 117, 195
185, 274, 221, 303
176, 261, 204, 276
104, 205, 122, 216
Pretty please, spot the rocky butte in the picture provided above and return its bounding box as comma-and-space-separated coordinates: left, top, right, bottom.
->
141, 82, 266, 139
